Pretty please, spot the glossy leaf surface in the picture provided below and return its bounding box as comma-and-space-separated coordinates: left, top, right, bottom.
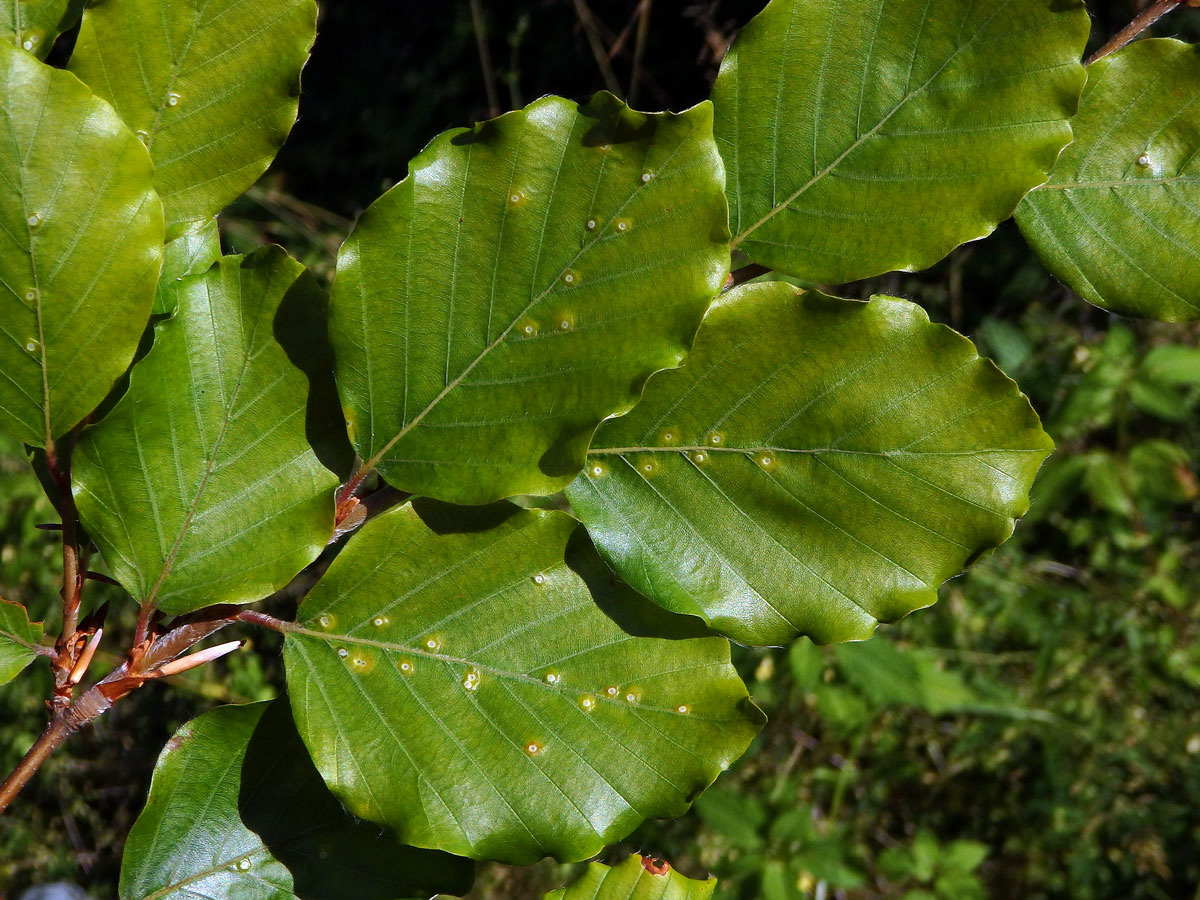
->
713, 0, 1088, 283
567, 284, 1053, 646
73, 248, 340, 616
2, 0, 83, 58
120, 700, 473, 900
546, 855, 715, 900
0, 42, 163, 447
284, 502, 761, 864
330, 92, 729, 505
69, 0, 316, 235
0, 597, 41, 684
1017, 39, 1200, 321
154, 217, 221, 315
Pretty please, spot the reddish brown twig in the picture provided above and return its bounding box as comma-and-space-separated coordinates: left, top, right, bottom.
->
1086, 0, 1188, 66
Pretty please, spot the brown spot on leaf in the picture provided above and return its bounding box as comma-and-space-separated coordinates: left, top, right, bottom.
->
641, 856, 671, 875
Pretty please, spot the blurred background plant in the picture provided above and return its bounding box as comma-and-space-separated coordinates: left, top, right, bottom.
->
4, 2, 1199, 898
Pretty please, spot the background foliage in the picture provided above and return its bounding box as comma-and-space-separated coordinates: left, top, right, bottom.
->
3, 1, 1199, 898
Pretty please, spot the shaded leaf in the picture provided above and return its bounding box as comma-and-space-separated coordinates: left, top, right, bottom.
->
69, 0, 316, 235
330, 92, 729, 505
1017, 39, 1200, 321
713, 0, 1088, 283
284, 502, 761, 864
2, 0, 84, 58
73, 248, 339, 616
0, 597, 42, 684
567, 283, 1052, 646
0, 42, 163, 447
154, 217, 221, 315
545, 855, 715, 900
120, 699, 473, 900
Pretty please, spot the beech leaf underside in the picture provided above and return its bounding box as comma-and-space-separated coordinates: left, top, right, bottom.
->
69, 0, 316, 235
0, 42, 163, 447
284, 502, 762, 865
119, 700, 474, 900
329, 92, 730, 505
1017, 39, 1200, 322
567, 284, 1054, 646
73, 248, 340, 616
712, 0, 1089, 284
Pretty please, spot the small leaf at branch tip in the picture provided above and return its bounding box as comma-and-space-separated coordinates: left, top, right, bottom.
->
156, 640, 242, 677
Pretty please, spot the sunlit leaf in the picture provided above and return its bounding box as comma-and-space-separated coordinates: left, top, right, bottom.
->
545, 855, 715, 900
284, 501, 761, 864
69, 0, 316, 235
154, 217, 221, 315
0, 42, 163, 447
330, 92, 729, 505
120, 700, 474, 900
1017, 39, 1200, 321
73, 248, 340, 616
567, 283, 1052, 645
0, 597, 42, 684
713, 0, 1088, 283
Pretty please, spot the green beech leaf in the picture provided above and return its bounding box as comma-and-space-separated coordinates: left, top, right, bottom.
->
546, 855, 715, 900
120, 700, 474, 900
2, 0, 84, 58
566, 283, 1053, 646
154, 217, 221, 315
0, 42, 164, 448
283, 502, 761, 865
330, 92, 729, 505
713, 0, 1088, 283
0, 597, 42, 684
1016, 39, 1200, 322
73, 247, 340, 616
69, 0, 316, 236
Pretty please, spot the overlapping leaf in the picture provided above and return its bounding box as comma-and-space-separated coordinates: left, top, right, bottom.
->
2, 0, 83, 58
567, 284, 1053, 646
69, 0, 316, 235
329, 92, 730, 505
284, 502, 761, 864
120, 700, 473, 900
0, 42, 163, 447
546, 856, 715, 900
0, 597, 41, 684
1016, 39, 1200, 321
154, 218, 221, 315
73, 248, 340, 616
712, 0, 1088, 283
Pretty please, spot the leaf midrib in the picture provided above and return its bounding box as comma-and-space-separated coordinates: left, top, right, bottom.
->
290, 625, 702, 718
731, 0, 1013, 246
587, 445, 1046, 457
